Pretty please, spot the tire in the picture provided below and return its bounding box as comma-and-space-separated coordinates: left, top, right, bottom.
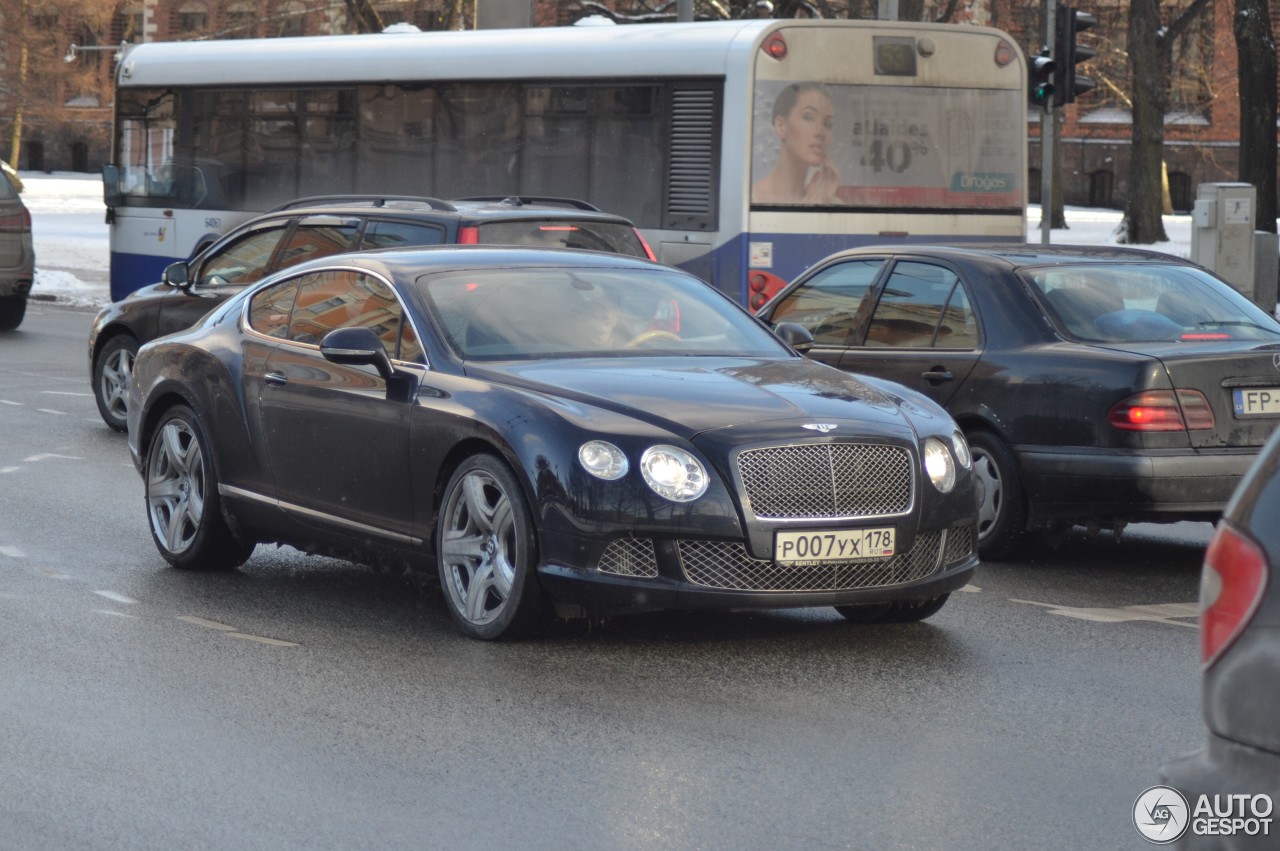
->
967, 430, 1028, 560
0, 295, 26, 331
878, 594, 950, 623
144, 404, 253, 571
437, 454, 547, 640
93, 334, 139, 432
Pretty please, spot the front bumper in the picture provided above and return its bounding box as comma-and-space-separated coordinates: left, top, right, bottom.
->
536, 525, 978, 618
1017, 446, 1257, 521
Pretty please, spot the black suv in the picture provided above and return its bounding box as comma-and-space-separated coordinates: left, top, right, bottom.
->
88, 195, 653, 430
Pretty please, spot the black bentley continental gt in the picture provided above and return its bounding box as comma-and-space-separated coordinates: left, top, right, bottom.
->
127, 247, 978, 639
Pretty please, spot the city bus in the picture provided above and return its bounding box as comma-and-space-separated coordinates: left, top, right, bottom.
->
103, 18, 1027, 305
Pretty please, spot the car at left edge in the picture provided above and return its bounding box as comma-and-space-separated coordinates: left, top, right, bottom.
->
126, 246, 979, 639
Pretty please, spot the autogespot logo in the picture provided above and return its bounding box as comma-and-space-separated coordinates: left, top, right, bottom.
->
1134, 786, 1190, 844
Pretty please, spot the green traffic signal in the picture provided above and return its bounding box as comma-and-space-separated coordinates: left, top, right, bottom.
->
1028, 50, 1056, 107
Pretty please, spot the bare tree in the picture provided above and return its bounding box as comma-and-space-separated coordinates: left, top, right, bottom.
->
1121, 0, 1214, 244
1236, 0, 1277, 234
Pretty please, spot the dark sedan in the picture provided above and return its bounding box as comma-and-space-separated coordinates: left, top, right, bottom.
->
127, 247, 978, 640
757, 244, 1280, 559
1158, 425, 1280, 848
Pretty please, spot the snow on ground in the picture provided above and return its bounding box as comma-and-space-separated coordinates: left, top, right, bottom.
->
23, 170, 1196, 310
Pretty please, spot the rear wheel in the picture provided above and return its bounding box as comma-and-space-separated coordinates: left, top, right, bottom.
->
968, 430, 1028, 560
144, 405, 253, 571
93, 334, 139, 432
437, 454, 547, 640
0, 295, 27, 331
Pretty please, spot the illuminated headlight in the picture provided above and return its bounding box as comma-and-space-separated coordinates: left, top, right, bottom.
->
951, 429, 971, 469
640, 445, 708, 502
923, 437, 956, 493
578, 440, 628, 480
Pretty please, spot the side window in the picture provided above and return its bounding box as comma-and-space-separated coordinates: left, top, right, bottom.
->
938, 284, 979, 349
197, 225, 290, 287
769, 259, 884, 346
288, 270, 406, 362
864, 262, 960, 349
361, 220, 446, 249
273, 221, 360, 271
247, 279, 300, 339
399, 320, 425, 364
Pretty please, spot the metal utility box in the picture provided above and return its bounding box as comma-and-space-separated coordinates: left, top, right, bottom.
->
1190, 183, 1256, 297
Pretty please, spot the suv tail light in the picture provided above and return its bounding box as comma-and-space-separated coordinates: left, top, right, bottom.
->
633, 228, 656, 261
0, 209, 30, 233
1201, 520, 1268, 667
1106, 389, 1215, 431
457, 226, 479, 244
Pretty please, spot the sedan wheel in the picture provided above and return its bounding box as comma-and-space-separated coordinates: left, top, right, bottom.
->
94, 335, 139, 432
967, 430, 1027, 560
145, 405, 252, 571
438, 454, 546, 640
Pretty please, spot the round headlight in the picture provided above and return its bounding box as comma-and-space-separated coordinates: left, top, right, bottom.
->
951, 429, 971, 469
923, 437, 956, 493
578, 440, 628, 480
640, 445, 708, 502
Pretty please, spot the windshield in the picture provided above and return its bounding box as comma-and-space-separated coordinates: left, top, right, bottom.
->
476, 221, 648, 258
1025, 263, 1280, 344
419, 267, 790, 361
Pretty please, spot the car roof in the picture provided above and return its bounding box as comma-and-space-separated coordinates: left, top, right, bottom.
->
281, 244, 665, 280
826, 243, 1196, 272
263, 194, 635, 225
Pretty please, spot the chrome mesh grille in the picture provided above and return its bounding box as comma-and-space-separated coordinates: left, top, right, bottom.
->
598, 538, 659, 578
943, 524, 976, 565
678, 531, 943, 592
736, 443, 912, 519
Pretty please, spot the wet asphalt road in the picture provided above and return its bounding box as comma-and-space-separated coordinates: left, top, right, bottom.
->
0, 303, 1211, 850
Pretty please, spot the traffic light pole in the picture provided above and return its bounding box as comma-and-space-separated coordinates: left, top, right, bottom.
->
1039, 0, 1056, 246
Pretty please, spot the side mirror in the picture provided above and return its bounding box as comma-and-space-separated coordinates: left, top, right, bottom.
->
102, 164, 122, 208
773, 321, 815, 354
162, 261, 191, 289
320, 326, 395, 381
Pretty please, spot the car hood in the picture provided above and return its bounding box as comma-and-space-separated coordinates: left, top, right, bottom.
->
469, 356, 916, 440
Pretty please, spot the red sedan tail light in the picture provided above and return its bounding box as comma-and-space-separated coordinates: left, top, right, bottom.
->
1201, 521, 1268, 667
1106, 389, 1215, 431
457, 225, 479, 244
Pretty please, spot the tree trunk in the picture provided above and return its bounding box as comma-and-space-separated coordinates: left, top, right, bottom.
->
1236, 0, 1278, 234
6, 0, 27, 170
1123, 0, 1169, 243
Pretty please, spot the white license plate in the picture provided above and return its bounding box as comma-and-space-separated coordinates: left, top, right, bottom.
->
1233, 388, 1280, 416
774, 527, 895, 565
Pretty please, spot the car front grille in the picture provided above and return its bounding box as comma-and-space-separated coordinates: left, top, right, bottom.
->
735, 443, 912, 520
678, 524, 974, 593
598, 538, 659, 578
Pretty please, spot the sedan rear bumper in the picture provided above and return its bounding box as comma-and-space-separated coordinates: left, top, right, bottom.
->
1160, 733, 1280, 850
1017, 446, 1258, 521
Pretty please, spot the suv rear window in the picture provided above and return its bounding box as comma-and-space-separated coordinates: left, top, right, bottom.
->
476, 221, 647, 258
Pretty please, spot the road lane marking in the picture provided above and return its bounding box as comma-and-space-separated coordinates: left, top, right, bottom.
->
0, 546, 25, 558
36, 409, 67, 415
95, 591, 138, 604
226, 633, 298, 647
41, 568, 71, 579
22, 454, 81, 463
960, 584, 981, 593
0, 399, 21, 406
0, 467, 19, 474
41, 391, 91, 397
176, 615, 236, 631
95, 610, 139, 619
1012, 598, 1198, 627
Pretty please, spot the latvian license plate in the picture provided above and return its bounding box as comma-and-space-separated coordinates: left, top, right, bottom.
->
774, 527, 895, 566
1233, 388, 1280, 416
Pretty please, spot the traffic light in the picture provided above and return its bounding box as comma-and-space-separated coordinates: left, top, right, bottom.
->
1054, 5, 1097, 106
1028, 49, 1055, 107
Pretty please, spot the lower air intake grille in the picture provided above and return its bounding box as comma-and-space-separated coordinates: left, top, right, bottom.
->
598, 538, 659, 578
678, 530, 944, 592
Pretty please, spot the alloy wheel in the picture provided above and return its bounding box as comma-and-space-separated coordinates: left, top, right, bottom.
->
440, 470, 517, 627
147, 419, 206, 555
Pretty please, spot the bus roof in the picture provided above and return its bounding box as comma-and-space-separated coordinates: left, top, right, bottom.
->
116, 19, 1009, 88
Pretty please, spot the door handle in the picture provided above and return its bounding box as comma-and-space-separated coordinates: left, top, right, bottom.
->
264, 371, 288, 387
921, 368, 954, 383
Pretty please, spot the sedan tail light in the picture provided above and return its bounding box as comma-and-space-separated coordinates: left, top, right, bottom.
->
1106, 389, 1215, 431
0, 209, 30, 233
457, 225, 479, 244
1201, 520, 1268, 667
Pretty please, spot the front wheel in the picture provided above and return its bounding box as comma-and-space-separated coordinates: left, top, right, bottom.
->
144, 404, 253, 571
967, 430, 1028, 561
437, 454, 547, 640
93, 334, 139, 432
0, 295, 27, 331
